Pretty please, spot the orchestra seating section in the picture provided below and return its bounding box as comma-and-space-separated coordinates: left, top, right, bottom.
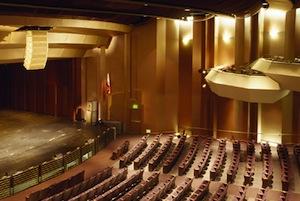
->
140, 175, 176, 201
280, 191, 288, 201
163, 135, 187, 173
148, 135, 173, 171
7, 134, 300, 201
232, 186, 247, 201
226, 140, 241, 183
261, 143, 273, 188
119, 136, 148, 168
187, 180, 210, 201
277, 145, 289, 191
210, 139, 227, 180
255, 188, 268, 201
165, 177, 192, 201
209, 182, 228, 201
178, 136, 200, 176
26, 171, 85, 201
244, 141, 256, 185
45, 167, 115, 201
134, 135, 161, 170
111, 140, 129, 160
118, 172, 160, 201
194, 138, 212, 178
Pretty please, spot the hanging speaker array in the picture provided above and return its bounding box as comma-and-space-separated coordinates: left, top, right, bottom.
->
23, 30, 48, 70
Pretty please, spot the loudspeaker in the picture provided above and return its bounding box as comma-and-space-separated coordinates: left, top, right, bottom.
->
23, 30, 48, 70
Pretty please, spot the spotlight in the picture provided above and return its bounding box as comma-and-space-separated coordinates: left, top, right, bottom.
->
262, 1, 269, 9
202, 84, 207, 88
186, 16, 194, 21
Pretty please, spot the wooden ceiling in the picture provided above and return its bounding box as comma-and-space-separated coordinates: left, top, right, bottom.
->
0, 0, 266, 25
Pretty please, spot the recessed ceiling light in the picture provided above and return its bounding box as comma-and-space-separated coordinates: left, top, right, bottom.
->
184, 8, 191, 12
144, 3, 148, 6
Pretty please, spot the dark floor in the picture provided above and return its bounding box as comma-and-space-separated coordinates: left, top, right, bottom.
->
0, 110, 100, 175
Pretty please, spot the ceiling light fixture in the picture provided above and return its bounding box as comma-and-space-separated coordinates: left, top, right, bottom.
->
186, 16, 194, 21
262, 1, 269, 9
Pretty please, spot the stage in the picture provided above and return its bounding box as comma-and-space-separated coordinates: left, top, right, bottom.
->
0, 110, 99, 176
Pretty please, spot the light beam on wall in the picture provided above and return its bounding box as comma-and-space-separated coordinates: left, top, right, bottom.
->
222, 31, 232, 44
24, 30, 48, 70
269, 27, 279, 39
182, 34, 192, 45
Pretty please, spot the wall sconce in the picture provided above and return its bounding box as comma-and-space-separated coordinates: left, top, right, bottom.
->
222, 31, 232, 44
269, 27, 279, 40
182, 34, 192, 45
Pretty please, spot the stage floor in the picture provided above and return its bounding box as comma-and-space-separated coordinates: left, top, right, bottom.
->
0, 110, 99, 175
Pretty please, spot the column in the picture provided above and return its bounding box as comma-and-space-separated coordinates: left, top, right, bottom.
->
235, 18, 245, 65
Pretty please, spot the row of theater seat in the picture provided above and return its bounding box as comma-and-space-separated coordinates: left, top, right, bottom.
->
163, 135, 187, 173
277, 145, 289, 191
93, 170, 144, 201
279, 191, 288, 201
111, 140, 129, 160
244, 141, 255, 185
26, 171, 85, 201
187, 180, 210, 201
209, 183, 228, 201
178, 136, 200, 176
255, 188, 268, 201
118, 172, 160, 201
194, 138, 212, 178
67, 168, 127, 201
140, 175, 176, 201
210, 139, 226, 180
261, 143, 273, 188
148, 135, 173, 171
134, 135, 161, 170
119, 136, 148, 168
232, 186, 247, 201
227, 140, 241, 183
165, 178, 192, 201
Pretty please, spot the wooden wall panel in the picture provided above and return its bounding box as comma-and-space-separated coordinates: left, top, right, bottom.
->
216, 96, 249, 140
0, 59, 81, 119
293, 92, 300, 143
178, 23, 193, 129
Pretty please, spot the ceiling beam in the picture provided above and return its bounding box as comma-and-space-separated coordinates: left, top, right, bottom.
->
0, 15, 131, 35
1, 32, 111, 47
0, 47, 89, 64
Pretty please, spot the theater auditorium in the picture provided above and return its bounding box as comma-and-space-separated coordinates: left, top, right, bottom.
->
0, 0, 300, 201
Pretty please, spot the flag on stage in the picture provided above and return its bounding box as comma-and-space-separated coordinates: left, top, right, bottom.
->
106, 73, 111, 95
